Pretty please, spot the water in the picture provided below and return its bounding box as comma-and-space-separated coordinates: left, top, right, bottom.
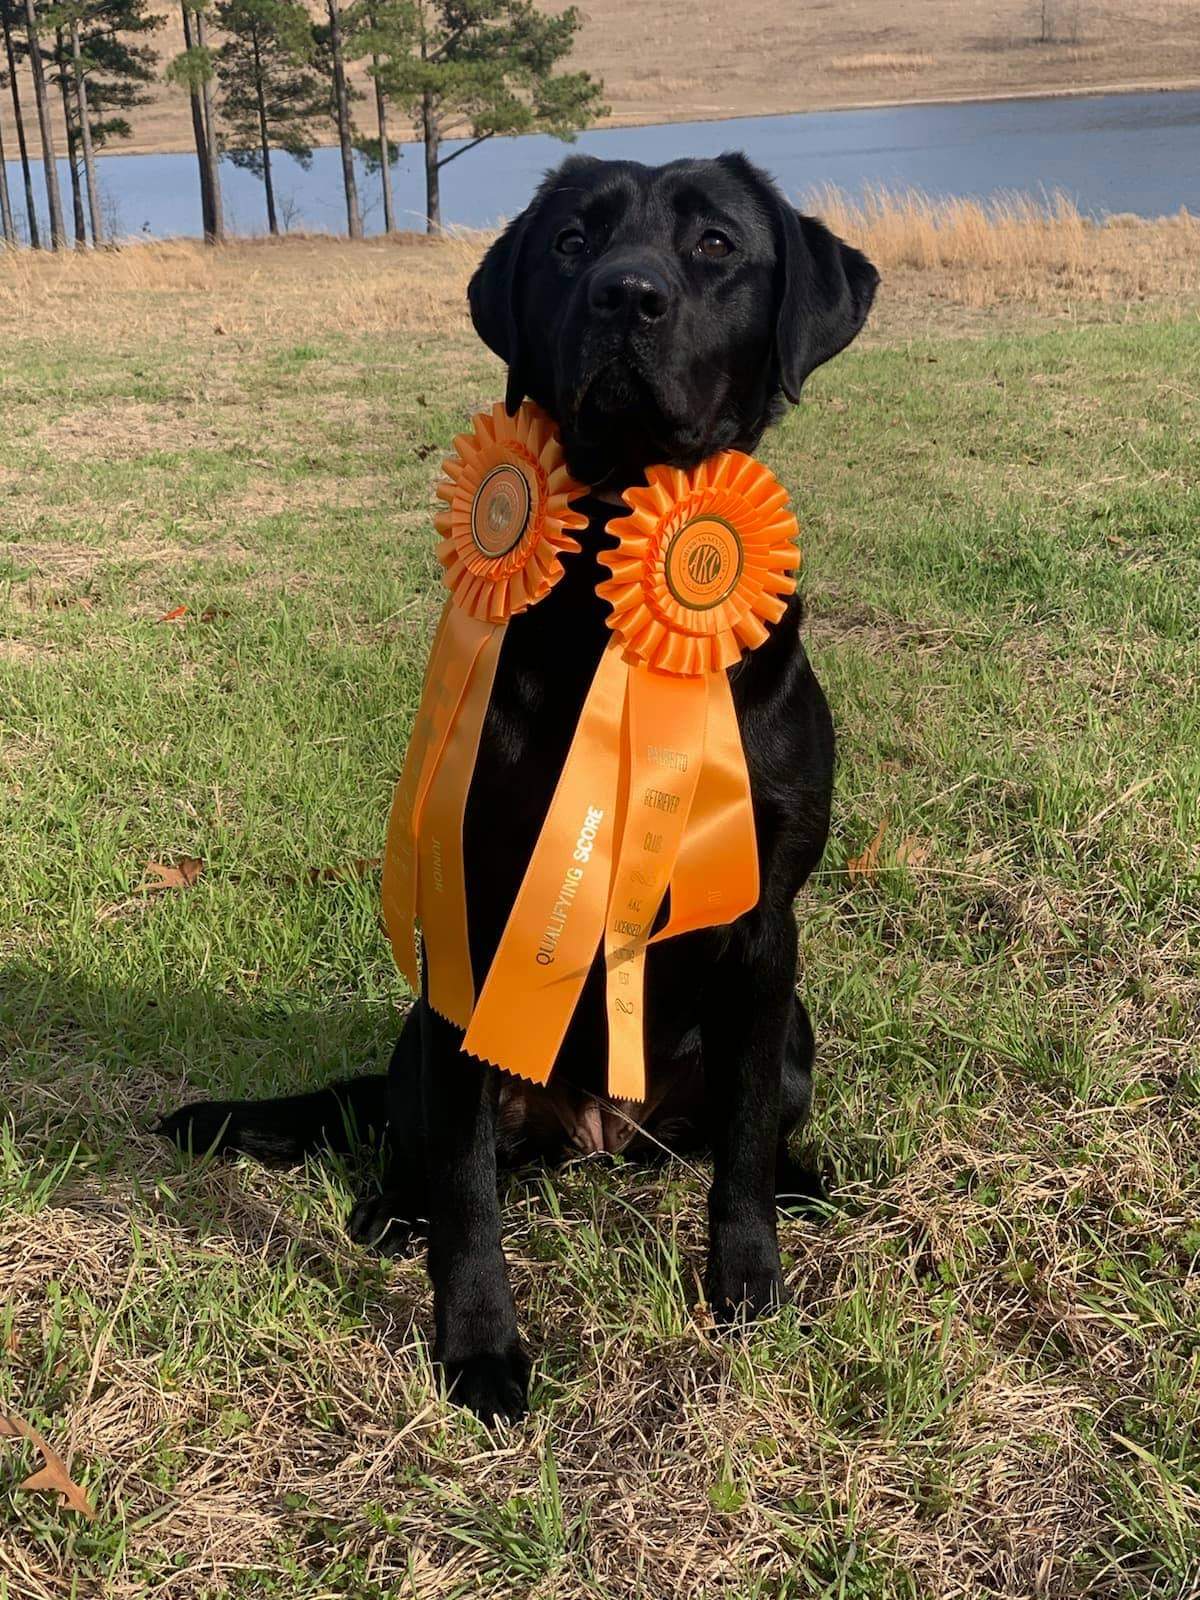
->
4, 88, 1199, 242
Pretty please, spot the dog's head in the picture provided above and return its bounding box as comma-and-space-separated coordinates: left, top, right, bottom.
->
468, 153, 879, 485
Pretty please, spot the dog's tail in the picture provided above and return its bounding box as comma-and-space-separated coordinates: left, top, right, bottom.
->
156, 1072, 389, 1164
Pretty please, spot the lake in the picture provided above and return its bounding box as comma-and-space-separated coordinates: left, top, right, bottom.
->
4, 88, 1199, 242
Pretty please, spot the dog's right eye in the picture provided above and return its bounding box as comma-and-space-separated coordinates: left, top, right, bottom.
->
554, 228, 587, 257
697, 229, 734, 259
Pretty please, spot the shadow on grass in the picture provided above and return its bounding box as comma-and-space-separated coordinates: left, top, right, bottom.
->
2, 960, 834, 1343
1, 958, 398, 1145
0, 959, 424, 1323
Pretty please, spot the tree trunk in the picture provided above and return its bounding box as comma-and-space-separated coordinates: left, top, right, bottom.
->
422, 90, 439, 235
180, 0, 214, 241
326, 0, 361, 238
2, 0, 40, 245
56, 26, 87, 247
0, 90, 16, 245
371, 52, 393, 234
194, 4, 223, 242
251, 32, 276, 234
22, 0, 66, 248
70, 19, 102, 244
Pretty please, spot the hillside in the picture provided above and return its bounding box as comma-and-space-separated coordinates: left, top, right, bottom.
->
1, 0, 1199, 159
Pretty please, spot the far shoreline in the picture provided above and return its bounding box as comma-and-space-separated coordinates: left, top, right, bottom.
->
78, 77, 1200, 164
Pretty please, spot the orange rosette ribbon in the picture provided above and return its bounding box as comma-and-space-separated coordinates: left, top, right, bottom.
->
462, 450, 800, 1101
598, 452, 799, 674
381, 402, 588, 1025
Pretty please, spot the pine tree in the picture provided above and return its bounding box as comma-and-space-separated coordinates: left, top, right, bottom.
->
52, 23, 88, 244
1, 2, 39, 243
47, 0, 161, 244
321, 0, 360, 237
193, 0, 220, 232
1, 0, 41, 244
307, 8, 369, 236
347, 0, 409, 234
69, 13, 103, 242
166, 0, 223, 242
213, 0, 323, 235
22, 0, 67, 246
373, 0, 604, 234
352, 98, 399, 232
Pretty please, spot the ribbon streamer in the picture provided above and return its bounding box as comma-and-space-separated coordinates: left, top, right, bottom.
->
381, 602, 494, 998
417, 620, 507, 1024
602, 666, 708, 1099
462, 640, 628, 1078
651, 670, 759, 944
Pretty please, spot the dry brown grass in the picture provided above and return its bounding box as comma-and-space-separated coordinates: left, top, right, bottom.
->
0, 231, 481, 350
2, 193, 1197, 360
2, 0, 1199, 158
829, 52, 937, 75
805, 187, 1200, 315
5, 1089, 1195, 1599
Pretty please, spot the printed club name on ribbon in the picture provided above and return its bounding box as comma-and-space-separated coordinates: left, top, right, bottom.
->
382, 403, 801, 1101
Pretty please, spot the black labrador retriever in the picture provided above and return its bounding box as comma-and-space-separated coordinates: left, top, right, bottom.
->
161, 153, 878, 1423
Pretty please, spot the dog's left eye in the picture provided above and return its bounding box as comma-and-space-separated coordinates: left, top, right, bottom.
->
555, 228, 587, 257
697, 229, 733, 259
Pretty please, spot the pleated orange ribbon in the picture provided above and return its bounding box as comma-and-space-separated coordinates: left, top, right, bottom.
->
383, 403, 802, 1101
380, 401, 589, 1025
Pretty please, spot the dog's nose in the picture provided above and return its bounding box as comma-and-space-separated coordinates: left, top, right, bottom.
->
587, 262, 671, 322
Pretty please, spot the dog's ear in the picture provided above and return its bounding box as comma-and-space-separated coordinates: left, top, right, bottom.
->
469, 156, 601, 415
720, 154, 879, 403
469, 209, 535, 415
774, 208, 879, 402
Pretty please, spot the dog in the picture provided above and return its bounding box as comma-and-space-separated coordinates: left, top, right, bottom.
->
160, 153, 878, 1424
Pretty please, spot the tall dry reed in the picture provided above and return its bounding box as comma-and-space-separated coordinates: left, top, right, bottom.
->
804, 185, 1198, 308
1, 190, 1197, 344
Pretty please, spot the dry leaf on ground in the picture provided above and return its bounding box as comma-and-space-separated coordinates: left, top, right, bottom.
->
896, 835, 931, 869
127, 856, 378, 898
138, 858, 204, 892
847, 817, 889, 879
0, 1413, 96, 1519
159, 605, 226, 623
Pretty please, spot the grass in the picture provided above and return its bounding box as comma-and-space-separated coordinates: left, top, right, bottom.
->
2, 212, 1200, 1597
829, 53, 937, 76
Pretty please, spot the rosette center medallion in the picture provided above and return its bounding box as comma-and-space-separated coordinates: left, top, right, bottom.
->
663, 515, 743, 612
471, 464, 533, 557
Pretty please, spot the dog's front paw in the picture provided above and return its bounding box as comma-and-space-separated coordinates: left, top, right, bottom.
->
706, 1226, 785, 1325
440, 1346, 530, 1425
347, 1189, 425, 1257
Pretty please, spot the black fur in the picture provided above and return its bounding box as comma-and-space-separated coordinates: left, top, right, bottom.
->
161, 154, 878, 1424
